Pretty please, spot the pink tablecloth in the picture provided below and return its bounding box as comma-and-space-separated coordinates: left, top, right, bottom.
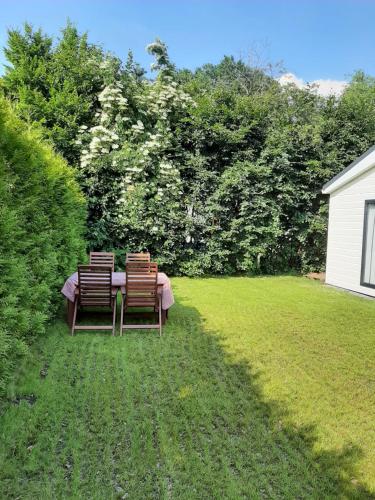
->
61, 272, 174, 310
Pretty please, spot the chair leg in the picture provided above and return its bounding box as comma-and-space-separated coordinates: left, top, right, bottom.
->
120, 294, 124, 336
112, 296, 117, 336
71, 299, 78, 336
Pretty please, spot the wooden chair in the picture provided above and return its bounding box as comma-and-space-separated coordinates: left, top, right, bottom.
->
125, 252, 150, 263
90, 252, 115, 271
71, 265, 117, 336
120, 262, 162, 336
124, 260, 153, 274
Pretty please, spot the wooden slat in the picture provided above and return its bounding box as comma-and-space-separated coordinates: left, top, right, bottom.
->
126, 287, 156, 291
127, 298, 156, 302
122, 324, 160, 329
126, 268, 157, 275
78, 265, 112, 307
74, 325, 114, 330
126, 252, 150, 263
90, 252, 115, 271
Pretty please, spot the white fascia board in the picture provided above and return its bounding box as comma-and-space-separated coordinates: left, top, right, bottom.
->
322, 146, 375, 195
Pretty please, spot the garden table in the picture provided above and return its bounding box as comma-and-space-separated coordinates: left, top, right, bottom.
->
61, 271, 174, 327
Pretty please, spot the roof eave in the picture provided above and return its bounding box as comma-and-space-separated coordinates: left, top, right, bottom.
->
322, 145, 375, 195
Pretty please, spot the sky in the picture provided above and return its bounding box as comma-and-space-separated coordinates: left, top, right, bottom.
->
1, 0, 375, 96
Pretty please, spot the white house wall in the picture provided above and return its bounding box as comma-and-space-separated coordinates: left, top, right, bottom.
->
326, 167, 375, 297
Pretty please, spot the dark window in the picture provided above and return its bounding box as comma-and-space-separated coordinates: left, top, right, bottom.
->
361, 200, 375, 288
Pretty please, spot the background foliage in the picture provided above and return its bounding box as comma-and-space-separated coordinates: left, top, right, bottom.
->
2, 22, 123, 165
3, 23, 375, 277
0, 96, 86, 394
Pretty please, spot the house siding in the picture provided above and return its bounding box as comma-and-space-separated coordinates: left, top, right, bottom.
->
326, 167, 375, 297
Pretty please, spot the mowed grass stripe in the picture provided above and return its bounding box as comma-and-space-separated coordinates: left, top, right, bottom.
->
1, 277, 375, 498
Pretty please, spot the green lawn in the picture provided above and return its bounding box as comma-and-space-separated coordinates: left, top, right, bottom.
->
1, 276, 375, 499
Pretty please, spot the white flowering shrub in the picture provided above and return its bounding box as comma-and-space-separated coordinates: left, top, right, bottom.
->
77, 39, 196, 266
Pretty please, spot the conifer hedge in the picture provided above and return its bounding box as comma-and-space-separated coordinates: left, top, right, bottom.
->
0, 97, 86, 394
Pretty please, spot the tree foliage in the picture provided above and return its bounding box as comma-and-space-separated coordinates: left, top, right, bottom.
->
4, 22, 375, 275
0, 97, 86, 394
2, 21, 120, 164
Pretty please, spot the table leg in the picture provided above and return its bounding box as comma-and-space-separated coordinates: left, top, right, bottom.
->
67, 299, 74, 328
157, 284, 168, 325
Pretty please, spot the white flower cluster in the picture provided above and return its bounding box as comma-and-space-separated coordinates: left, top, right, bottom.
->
141, 80, 195, 120
131, 120, 145, 134
159, 160, 177, 177
116, 178, 133, 205
146, 40, 165, 55
99, 58, 113, 70
157, 159, 183, 196
77, 82, 129, 169
77, 69, 192, 209
121, 129, 169, 187
75, 125, 87, 146
79, 125, 120, 167
146, 39, 170, 72
98, 83, 127, 112
138, 131, 166, 158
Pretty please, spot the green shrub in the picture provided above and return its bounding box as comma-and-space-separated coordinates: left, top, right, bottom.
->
0, 97, 86, 395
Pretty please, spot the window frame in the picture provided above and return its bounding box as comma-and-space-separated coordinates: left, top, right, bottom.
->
360, 199, 375, 289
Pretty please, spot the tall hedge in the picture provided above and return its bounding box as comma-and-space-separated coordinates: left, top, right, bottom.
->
4, 24, 375, 276
0, 97, 86, 395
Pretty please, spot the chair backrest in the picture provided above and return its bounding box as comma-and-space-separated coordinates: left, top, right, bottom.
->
90, 252, 115, 271
126, 252, 150, 264
125, 260, 154, 274
125, 262, 158, 307
78, 265, 112, 307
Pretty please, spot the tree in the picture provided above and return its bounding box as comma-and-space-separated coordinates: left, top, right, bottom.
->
3, 21, 120, 164
0, 96, 86, 394
76, 39, 195, 269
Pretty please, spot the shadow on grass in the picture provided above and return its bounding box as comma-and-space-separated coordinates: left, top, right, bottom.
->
1, 296, 374, 498
157, 295, 373, 499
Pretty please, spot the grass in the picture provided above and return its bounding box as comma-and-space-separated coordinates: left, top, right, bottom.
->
1, 276, 375, 498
